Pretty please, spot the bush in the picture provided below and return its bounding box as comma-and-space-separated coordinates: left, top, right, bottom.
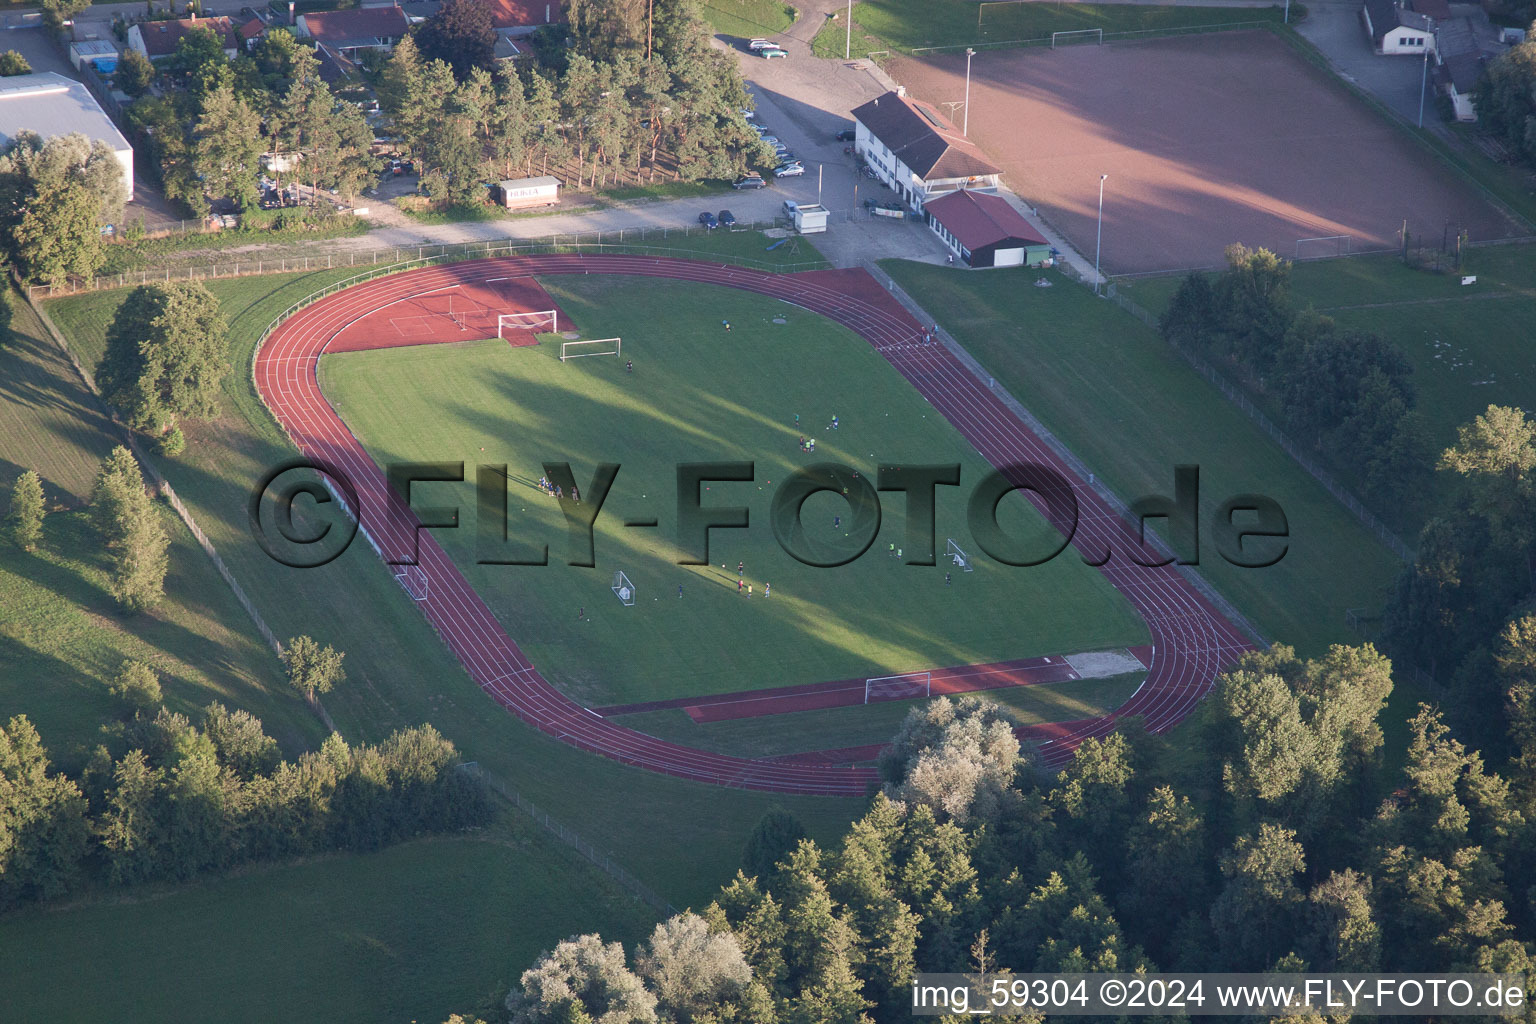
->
108, 660, 163, 712
158, 426, 186, 456
0, 51, 32, 76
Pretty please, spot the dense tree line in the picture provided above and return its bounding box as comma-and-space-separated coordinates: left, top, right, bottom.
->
375, 0, 771, 206
1159, 245, 1431, 507
1386, 404, 1536, 751
0, 699, 490, 908
504, 644, 1536, 1021
1477, 23, 1536, 167
125, 33, 374, 214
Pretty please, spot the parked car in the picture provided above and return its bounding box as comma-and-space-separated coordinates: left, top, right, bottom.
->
759, 47, 788, 59
783, 199, 799, 215
758, 135, 780, 145
698, 210, 718, 229
775, 150, 796, 164
740, 107, 756, 119
750, 123, 769, 136
732, 173, 767, 190
748, 38, 773, 50
773, 162, 804, 177
834, 128, 856, 141
719, 209, 737, 227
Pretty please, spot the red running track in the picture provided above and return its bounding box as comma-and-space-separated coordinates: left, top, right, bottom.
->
253, 255, 1255, 795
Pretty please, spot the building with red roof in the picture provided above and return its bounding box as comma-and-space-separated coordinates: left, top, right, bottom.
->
483, 0, 564, 34
924, 189, 1052, 268
850, 89, 1001, 212
127, 15, 242, 61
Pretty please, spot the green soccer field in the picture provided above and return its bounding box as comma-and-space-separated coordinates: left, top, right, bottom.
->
321, 274, 1149, 707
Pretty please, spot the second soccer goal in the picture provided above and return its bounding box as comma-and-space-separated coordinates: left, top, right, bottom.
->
561, 337, 622, 362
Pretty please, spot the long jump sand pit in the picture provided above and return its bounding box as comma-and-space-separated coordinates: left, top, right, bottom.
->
889, 32, 1523, 273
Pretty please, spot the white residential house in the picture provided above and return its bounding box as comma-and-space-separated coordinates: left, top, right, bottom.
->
850, 90, 1001, 214
127, 16, 242, 62
1362, 0, 1436, 55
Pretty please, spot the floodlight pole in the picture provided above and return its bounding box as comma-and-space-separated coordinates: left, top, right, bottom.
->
1418, 47, 1428, 128
845, 0, 853, 59
963, 48, 976, 136
817, 163, 823, 206
1284, 0, 1290, 23
1094, 174, 1107, 296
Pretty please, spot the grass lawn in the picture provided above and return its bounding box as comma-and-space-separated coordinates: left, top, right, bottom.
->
613, 671, 1145, 758
882, 260, 1402, 655
700, 0, 795, 39
321, 274, 1149, 707
812, 0, 1288, 57
0, 813, 657, 1024
41, 252, 867, 910
0, 285, 321, 767
0, 290, 117, 501
1116, 242, 1536, 534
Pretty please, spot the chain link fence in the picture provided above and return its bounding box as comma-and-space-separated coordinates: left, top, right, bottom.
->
28, 224, 826, 299
466, 764, 680, 918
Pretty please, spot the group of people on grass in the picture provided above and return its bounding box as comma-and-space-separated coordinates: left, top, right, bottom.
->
536, 476, 579, 503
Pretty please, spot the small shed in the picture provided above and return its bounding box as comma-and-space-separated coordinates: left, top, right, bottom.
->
925, 189, 1050, 268
790, 202, 828, 234
69, 40, 120, 73
496, 175, 560, 209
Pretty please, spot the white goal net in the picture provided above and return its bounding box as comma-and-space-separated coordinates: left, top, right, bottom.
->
1052, 27, 1102, 47
864, 671, 932, 704
612, 570, 636, 606
497, 309, 559, 338
394, 563, 429, 601
946, 538, 974, 573
1295, 235, 1352, 260
561, 337, 622, 362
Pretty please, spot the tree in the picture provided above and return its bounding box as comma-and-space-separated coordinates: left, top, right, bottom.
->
98, 282, 229, 432
0, 51, 32, 76
0, 715, 89, 905
1308, 869, 1380, 971
8, 469, 44, 550
109, 660, 163, 713
282, 635, 345, 699
879, 696, 1022, 824
415, 0, 497, 78
90, 446, 168, 611
201, 702, 279, 778
171, 26, 232, 100
633, 912, 752, 1022
0, 131, 128, 286
508, 933, 659, 1023
744, 805, 807, 882
192, 84, 263, 210
1440, 404, 1536, 552
1158, 271, 1219, 353
39, 0, 89, 33
1476, 39, 1536, 167
1213, 244, 1291, 373
1209, 822, 1307, 969
97, 748, 164, 884
115, 49, 157, 98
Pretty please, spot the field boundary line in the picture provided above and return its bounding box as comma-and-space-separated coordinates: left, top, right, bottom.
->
464, 764, 680, 918
1100, 280, 1414, 563
864, 259, 1269, 649
908, 18, 1279, 55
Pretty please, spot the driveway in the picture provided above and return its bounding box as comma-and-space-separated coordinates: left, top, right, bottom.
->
1295, 0, 1436, 127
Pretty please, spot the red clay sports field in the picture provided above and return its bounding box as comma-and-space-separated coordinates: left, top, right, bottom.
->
254, 255, 1255, 795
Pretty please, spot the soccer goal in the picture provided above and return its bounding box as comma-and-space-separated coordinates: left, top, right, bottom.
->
394, 563, 429, 601
498, 309, 559, 338
946, 538, 974, 573
561, 337, 622, 362
864, 672, 932, 704
612, 570, 636, 606
1295, 235, 1352, 260
1051, 27, 1103, 47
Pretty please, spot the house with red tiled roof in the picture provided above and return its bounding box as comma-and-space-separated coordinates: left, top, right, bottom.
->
296, 5, 409, 57
484, 0, 564, 35
850, 89, 1001, 213
238, 16, 266, 49
127, 15, 242, 61
924, 189, 1051, 268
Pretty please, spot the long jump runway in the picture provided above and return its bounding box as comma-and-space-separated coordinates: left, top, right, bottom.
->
254, 255, 1255, 795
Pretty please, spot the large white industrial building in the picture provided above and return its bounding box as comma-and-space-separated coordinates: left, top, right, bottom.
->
0, 72, 134, 200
